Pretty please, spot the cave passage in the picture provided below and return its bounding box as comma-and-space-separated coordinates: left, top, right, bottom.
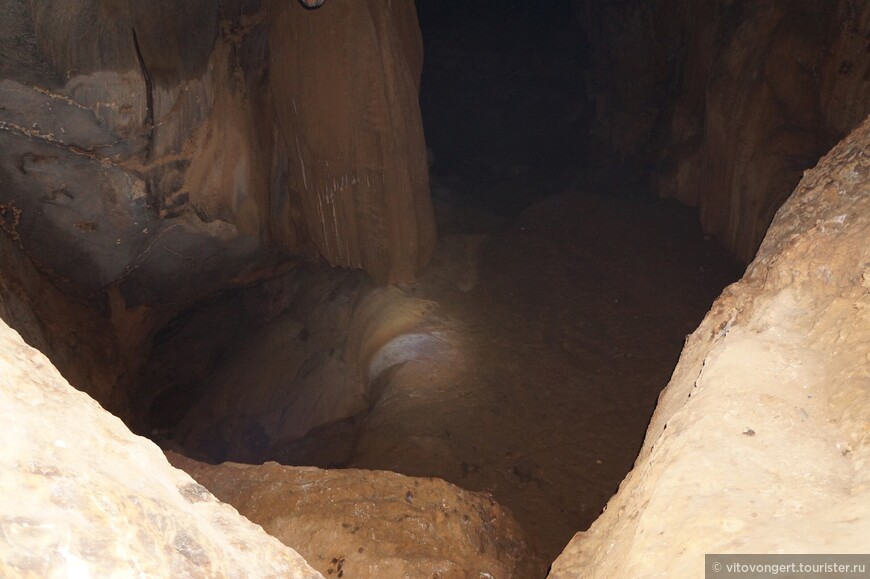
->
418, 0, 594, 215
151, 193, 740, 565
1, 0, 866, 574
140, 0, 742, 565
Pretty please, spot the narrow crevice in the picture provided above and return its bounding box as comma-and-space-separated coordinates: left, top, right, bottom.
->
131, 27, 155, 157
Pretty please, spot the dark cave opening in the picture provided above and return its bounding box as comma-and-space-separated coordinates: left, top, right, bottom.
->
416, 0, 598, 215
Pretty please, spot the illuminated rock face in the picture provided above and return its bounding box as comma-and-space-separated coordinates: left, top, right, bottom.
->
0, 317, 323, 578
268, 0, 436, 283
0, 0, 433, 306
549, 117, 870, 578
0, 0, 435, 415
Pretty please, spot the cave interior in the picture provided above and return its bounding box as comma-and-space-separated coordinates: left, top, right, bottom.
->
0, 0, 867, 572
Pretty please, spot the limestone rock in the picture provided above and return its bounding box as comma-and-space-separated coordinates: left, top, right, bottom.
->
0, 229, 130, 420
267, 0, 436, 282
0, 0, 434, 313
167, 453, 535, 578
575, 0, 869, 263
0, 316, 323, 578
549, 117, 870, 577
168, 268, 439, 464
0, 0, 436, 421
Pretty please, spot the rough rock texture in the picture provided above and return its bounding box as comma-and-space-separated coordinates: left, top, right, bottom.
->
574, 0, 870, 262
0, 0, 284, 308
0, 0, 435, 417
0, 316, 323, 578
0, 226, 131, 420
0, 0, 433, 291
167, 453, 536, 578
549, 116, 870, 577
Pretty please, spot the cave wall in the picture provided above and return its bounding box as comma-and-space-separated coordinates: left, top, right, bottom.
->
575, 0, 869, 262
0, 230, 130, 419
267, 0, 436, 283
0, 0, 434, 298
0, 0, 434, 413
550, 113, 870, 579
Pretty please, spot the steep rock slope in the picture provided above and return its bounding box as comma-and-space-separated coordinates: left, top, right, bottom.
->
0, 316, 323, 578
550, 115, 870, 577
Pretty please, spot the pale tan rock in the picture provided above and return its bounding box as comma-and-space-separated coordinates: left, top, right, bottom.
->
0, 318, 323, 578
549, 117, 870, 577
167, 453, 537, 579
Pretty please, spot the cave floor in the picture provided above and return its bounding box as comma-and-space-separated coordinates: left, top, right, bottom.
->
275, 190, 741, 566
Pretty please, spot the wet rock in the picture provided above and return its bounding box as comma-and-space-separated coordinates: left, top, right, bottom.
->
167, 453, 536, 578
549, 117, 870, 577
0, 316, 323, 578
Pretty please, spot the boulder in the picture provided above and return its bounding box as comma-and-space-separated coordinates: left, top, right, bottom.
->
0, 315, 323, 577
167, 453, 536, 578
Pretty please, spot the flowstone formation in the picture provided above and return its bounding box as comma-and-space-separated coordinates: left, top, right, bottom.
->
0, 0, 435, 420
575, 0, 869, 262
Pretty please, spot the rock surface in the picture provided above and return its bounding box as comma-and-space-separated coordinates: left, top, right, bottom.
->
167, 453, 536, 578
0, 0, 434, 294
0, 227, 131, 420
267, 0, 436, 283
574, 0, 870, 263
0, 316, 323, 578
0, 0, 435, 423
549, 116, 870, 577
158, 187, 738, 569
153, 267, 438, 463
